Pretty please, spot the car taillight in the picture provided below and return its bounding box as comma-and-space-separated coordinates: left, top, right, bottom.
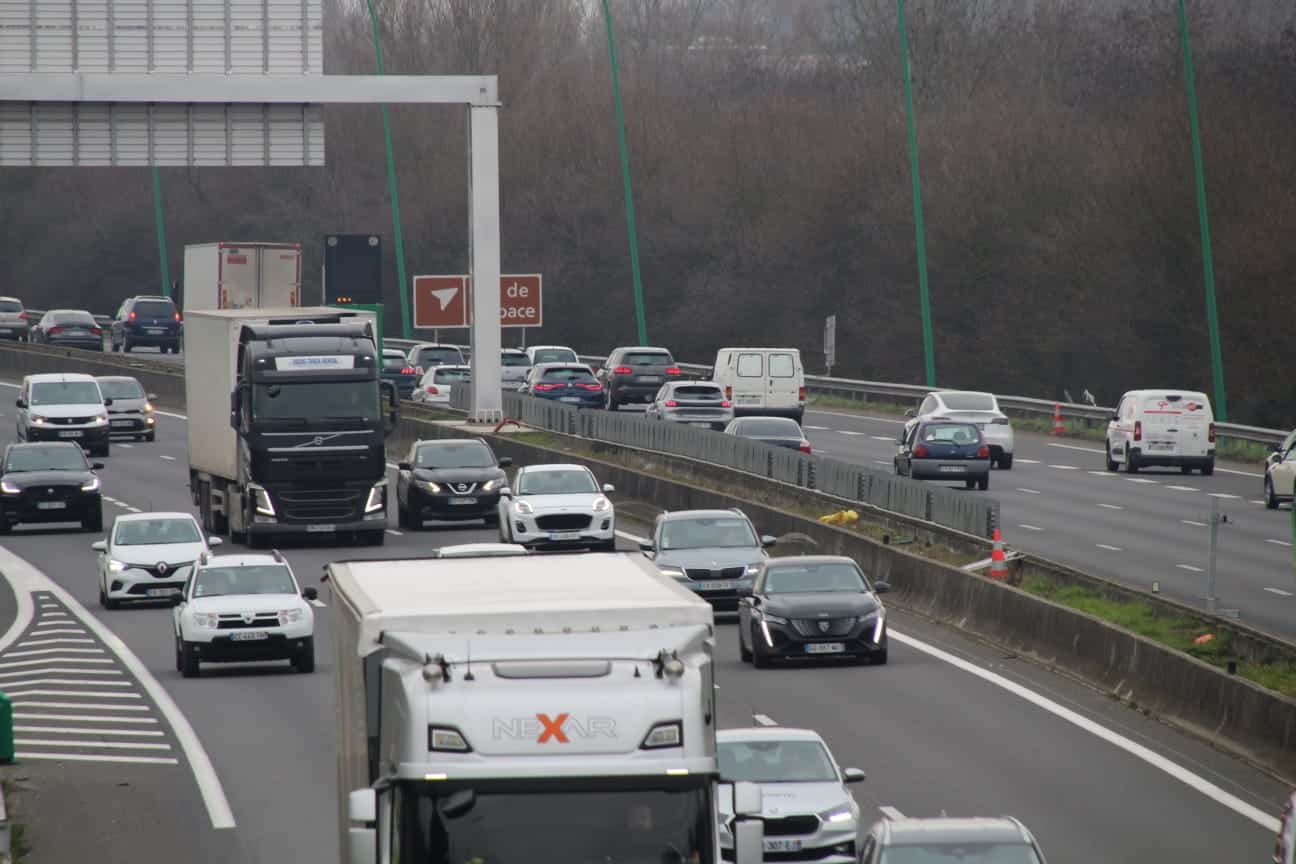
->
48, 326, 63, 334
1208, 422, 1215, 443
1134, 421, 1142, 442
579, 383, 602, 391
425, 385, 439, 394
977, 446, 990, 458
721, 400, 732, 408
725, 386, 732, 400
613, 366, 632, 374
799, 441, 812, 454
533, 383, 559, 392
90, 326, 102, 336
174, 312, 182, 322
798, 386, 807, 402
129, 311, 136, 321
17, 311, 26, 320
913, 444, 929, 457
664, 400, 678, 408
666, 367, 682, 376
400, 367, 415, 375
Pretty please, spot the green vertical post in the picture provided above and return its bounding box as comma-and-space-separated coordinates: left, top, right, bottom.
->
599, 0, 648, 345
896, 0, 934, 387
0, 691, 12, 763
364, 0, 412, 340
1177, 0, 1227, 421
151, 165, 171, 297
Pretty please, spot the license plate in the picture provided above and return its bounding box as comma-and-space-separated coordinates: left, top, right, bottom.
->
36, 501, 67, 510
805, 642, 845, 654
560, 397, 582, 403
690, 422, 713, 428
548, 531, 580, 541
1149, 442, 1173, 450
110, 419, 132, 427
306, 524, 335, 533
694, 581, 732, 591
57, 430, 83, 438
230, 631, 269, 641
764, 839, 802, 852
938, 465, 966, 473
147, 588, 179, 598
0, 329, 10, 334
449, 497, 477, 505
147, 328, 165, 334
639, 376, 661, 383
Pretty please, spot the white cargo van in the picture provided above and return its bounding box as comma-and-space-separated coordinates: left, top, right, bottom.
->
1105, 389, 1215, 475
712, 348, 806, 423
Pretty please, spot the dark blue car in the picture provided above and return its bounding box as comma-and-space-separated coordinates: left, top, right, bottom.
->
894, 420, 992, 490
381, 348, 420, 399
525, 363, 604, 407
110, 296, 181, 354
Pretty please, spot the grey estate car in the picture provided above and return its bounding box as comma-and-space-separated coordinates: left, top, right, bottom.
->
639, 509, 775, 611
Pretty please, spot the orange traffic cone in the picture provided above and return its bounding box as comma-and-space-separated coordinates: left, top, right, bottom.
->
988, 529, 1009, 580
1051, 403, 1065, 436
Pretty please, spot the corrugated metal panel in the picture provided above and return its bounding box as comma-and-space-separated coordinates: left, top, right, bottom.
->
0, 101, 324, 166
0, 0, 322, 73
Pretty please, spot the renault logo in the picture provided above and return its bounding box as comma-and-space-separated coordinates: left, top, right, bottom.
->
818, 621, 830, 633
242, 613, 255, 624
155, 562, 168, 575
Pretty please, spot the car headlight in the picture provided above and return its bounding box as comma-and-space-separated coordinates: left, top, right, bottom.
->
745, 564, 761, 576
81, 476, 100, 492
31, 415, 46, 425
92, 414, 108, 425
365, 480, 387, 513
658, 565, 686, 579
869, 607, 887, 643
591, 496, 611, 512
144, 402, 154, 413
415, 478, 441, 492
278, 608, 304, 625
760, 612, 788, 625
819, 804, 855, 825
0, 480, 20, 495
108, 558, 127, 573
191, 612, 219, 628
481, 479, 499, 492
249, 483, 275, 517
514, 499, 534, 515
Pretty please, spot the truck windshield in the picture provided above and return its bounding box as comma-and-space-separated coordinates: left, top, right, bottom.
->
252, 380, 378, 422
394, 778, 714, 864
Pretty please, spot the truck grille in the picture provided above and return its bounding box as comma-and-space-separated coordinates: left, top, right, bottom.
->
791, 617, 856, 637
217, 613, 280, 630
275, 488, 364, 522
685, 567, 746, 581
535, 513, 592, 530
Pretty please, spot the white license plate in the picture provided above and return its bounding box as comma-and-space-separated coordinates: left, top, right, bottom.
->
449, 497, 477, 505
938, 465, 966, 473
548, 531, 581, 541
57, 430, 83, 438
694, 581, 732, 591
0, 329, 10, 334
560, 397, 582, 403
764, 839, 802, 852
147, 588, 179, 598
1149, 442, 1173, 450
110, 419, 132, 427
639, 376, 661, 383
230, 631, 269, 641
690, 422, 713, 428
306, 524, 335, 533
36, 501, 67, 510
147, 328, 165, 334
805, 642, 845, 654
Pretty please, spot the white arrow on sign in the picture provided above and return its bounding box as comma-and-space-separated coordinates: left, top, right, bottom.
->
431, 286, 459, 310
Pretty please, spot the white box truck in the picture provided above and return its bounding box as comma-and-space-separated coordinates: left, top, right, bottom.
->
326, 546, 766, 864
181, 242, 303, 314
186, 307, 397, 547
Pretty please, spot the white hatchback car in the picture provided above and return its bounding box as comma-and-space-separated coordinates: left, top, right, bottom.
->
498, 464, 616, 551
906, 390, 1015, 469
93, 512, 220, 608
412, 365, 471, 405
172, 550, 317, 677
717, 726, 865, 864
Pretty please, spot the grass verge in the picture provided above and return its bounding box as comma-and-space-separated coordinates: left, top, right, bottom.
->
1021, 575, 1296, 698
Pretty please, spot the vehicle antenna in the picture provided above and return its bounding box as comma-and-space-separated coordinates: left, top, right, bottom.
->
463, 641, 475, 681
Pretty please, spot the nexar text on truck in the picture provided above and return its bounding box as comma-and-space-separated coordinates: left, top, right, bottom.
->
327, 546, 767, 864
186, 308, 396, 548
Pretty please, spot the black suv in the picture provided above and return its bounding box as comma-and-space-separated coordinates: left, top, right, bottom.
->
597, 346, 683, 409
395, 438, 513, 530
110, 296, 181, 354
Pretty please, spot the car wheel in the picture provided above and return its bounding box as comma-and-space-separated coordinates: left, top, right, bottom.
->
751, 625, 771, 669
605, 391, 618, 411
82, 507, 103, 533
739, 629, 752, 663
122, 337, 132, 353
484, 512, 500, 527
0, 517, 9, 536
1181, 465, 1193, 474
294, 637, 316, 673
1124, 446, 1139, 474
872, 647, 889, 666
180, 641, 200, 678
100, 584, 109, 608
594, 539, 616, 551
1201, 460, 1214, 477
977, 474, 989, 491
1265, 476, 1279, 510
145, 431, 156, 442
998, 453, 1013, 470
1105, 440, 1118, 472
175, 636, 184, 672
964, 478, 976, 490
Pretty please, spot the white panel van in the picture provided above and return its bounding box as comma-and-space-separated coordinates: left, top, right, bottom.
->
1105, 389, 1215, 475
711, 348, 806, 422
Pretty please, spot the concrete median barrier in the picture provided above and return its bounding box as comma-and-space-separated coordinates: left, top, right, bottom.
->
0, 342, 185, 409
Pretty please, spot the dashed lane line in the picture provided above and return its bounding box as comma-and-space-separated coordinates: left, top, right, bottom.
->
1096, 544, 1123, 552
1166, 485, 1199, 493
1017, 524, 1044, 532
838, 430, 865, 436
1176, 564, 1204, 573
159, 454, 176, 461
1182, 520, 1207, 528
1128, 478, 1159, 484
1263, 588, 1294, 598
1208, 493, 1240, 500
803, 425, 829, 430
19, 753, 178, 766
1266, 539, 1292, 548
1047, 443, 1104, 454
1048, 465, 1080, 471
870, 435, 895, 442
1097, 504, 1124, 511
1016, 458, 1041, 465
1016, 488, 1041, 495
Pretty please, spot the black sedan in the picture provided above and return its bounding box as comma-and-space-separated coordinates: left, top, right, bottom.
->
30, 309, 104, 351
723, 417, 812, 453
894, 420, 991, 490
737, 555, 890, 667
0, 442, 104, 533
395, 438, 512, 530
381, 348, 420, 400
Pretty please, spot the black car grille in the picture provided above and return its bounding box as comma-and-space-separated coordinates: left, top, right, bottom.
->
120, 560, 193, 580
47, 416, 96, 426
764, 815, 820, 837
685, 567, 747, 581
535, 513, 592, 531
444, 482, 478, 495
276, 488, 363, 521
217, 613, 280, 630
791, 617, 857, 638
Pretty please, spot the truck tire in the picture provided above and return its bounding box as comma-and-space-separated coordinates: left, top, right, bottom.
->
294, 638, 315, 674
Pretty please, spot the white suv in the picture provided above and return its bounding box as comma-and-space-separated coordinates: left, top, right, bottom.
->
93, 512, 220, 608
906, 390, 1015, 469
172, 551, 317, 677
498, 464, 616, 551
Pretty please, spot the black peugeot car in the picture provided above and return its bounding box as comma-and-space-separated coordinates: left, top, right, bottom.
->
737, 555, 890, 667
0, 442, 104, 533
395, 438, 512, 530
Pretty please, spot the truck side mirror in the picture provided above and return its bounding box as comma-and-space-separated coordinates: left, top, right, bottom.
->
347, 789, 377, 864
638, 539, 654, 552
842, 767, 866, 784
91, 540, 106, 553
903, 408, 915, 417
148, 393, 157, 401
169, 593, 184, 607
229, 389, 242, 429
874, 581, 891, 594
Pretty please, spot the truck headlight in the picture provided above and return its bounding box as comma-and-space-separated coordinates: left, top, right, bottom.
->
365, 480, 387, 513
81, 476, 100, 492
745, 564, 761, 576
92, 414, 108, 426
30, 415, 46, 426
249, 483, 275, 517
144, 402, 154, 413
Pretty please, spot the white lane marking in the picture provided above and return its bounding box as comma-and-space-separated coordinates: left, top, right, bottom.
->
872, 460, 891, 466
888, 630, 1281, 833
17, 638, 96, 647
1265, 539, 1292, 548
838, 430, 865, 436
879, 806, 906, 821
1048, 464, 1079, 471
1017, 524, 1043, 532
806, 409, 904, 425
1016, 458, 1041, 464
1263, 588, 1294, 597
385, 529, 403, 537
1216, 467, 1262, 479
28, 628, 89, 636
124, 506, 142, 513
13, 701, 149, 711
1096, 544, 1123, 552
15, 713, 158, 724
307, 598, 327, 608
0, 668, 122, 678
1167, 485, 1198, 492
15, 726, 165, 737
0, 657, 115, 669
4, 689, 142, 699
15, 738, 170, 751
1250, 500, 1267, 506
159, 454, 176, 461
1097, 504, 1124, 511
0, 578, 35, 654
1208, 493, 1239, 500
1016, 488, 1041, 495
119, 443, 133, 449
1176, 564, 1204, 573
1047, 442, 1105, 454
1182, 520, 1207, 528
1128, 478, 1159, 484
5, 647, 104, 657
753, 713, 779, 727
0, 678, 132, 688
1088, 471, 1118, 478
871, 435, 895, 442
803, 425, 829, 431
18, 752, 178, 765
0, 549, 235, 830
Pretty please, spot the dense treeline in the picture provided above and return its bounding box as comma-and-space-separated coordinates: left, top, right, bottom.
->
2, 0, 1295, 425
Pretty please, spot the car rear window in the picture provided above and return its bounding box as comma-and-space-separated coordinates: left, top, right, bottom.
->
623, 351, 672, 366
415, 347, 464, 367
739, 418, 801, 436
1139, 393, 1211, 415
920, 423, 980, 444
133, 300, 176, 318
940, 393, 996, 411
0, 300, 22, 313
502, 353, 530, 367
433, 368, 470, 383
531, 348, 577, 364
768, 353, 796, 377
52, 311, 95, 325
736, 353, 763, 377
541, 367, 595, 383
673, 385, 722, 399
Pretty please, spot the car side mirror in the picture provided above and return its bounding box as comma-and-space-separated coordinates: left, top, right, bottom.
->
842, 767, 866, 784
148, 393, 157, 400
638, 539, 655, 552
169, 593, 184, 607
602, 483, 615, 493
903, 408, 915, 417
303, 586, 319, 601
91, 540, 106, 552
874, 581, 891, 594
498, 456, 513, 467
207, 536, 223, 547
397, 462, 412, 471
1110, 413, 1119, 422
760, 535, 776, 548
91, 462, 104, 470
103, 398, 113, 407
498, 487, 512, 498
14, 398, 24, 408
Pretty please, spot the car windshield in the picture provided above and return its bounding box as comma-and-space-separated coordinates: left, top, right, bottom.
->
502, 353, 530, 367
880, 844, 1043, 864
671, 386, 723, 399
114, 518, 202, 546
938, 393, 996, 411
764, 562, 868, 594
193, 564, 296, 598
415, 347, 463, 367
737, 418, 801, 437
541, 367, 596, 383
253, 380, 378, 422
433, 368, 471, 384
133, 300, 175, 318
517, 469, 597, 495
660, 517, 756, 550
97, 379, 145, 400
532, 348, 577, 364
4, 445, 87, 472
623, 351, 672, 366
30, 381, 102, 406
0, 300, 21, 313
718, 740, 838, 783
416, 442, 496, 469
920, 424, 980, 445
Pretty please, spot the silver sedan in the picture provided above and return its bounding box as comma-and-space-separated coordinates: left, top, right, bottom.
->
646, 381, 734, 431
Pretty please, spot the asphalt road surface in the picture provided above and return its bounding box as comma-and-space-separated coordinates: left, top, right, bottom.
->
0, 402, 1283, 862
